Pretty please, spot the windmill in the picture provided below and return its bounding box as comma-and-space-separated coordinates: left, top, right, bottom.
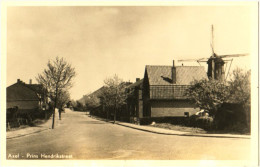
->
178, 25, 249, 81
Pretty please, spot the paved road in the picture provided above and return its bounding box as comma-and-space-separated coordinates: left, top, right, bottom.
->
6, 109, 250, 160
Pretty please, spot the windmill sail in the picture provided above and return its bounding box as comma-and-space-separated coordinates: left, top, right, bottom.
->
211, 24, 215, 55
218, 54, 249, 58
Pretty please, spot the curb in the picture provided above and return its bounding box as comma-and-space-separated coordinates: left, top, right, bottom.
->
89, 116, 250, 139
6, 128, 49, 140
6, 115, 61, 140
116, 123, 250, 139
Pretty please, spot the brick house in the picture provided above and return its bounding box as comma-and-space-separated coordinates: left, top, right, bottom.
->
142, 60, 207, 121
7, 79, 48, 111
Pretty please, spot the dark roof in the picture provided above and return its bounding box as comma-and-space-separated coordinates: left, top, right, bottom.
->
78, 86, 106, 104
7, 79, 46, 101
26, 84, 43, 92
145, 65, 207, 100
7, 83, 39, 101
127, 79, 143, 89
146, 65, 207, 85
90, 86, 106, 98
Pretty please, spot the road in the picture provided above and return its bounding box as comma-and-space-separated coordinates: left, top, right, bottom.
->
6, 109, 250, 160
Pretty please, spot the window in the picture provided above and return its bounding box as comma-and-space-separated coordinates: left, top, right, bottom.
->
184, 112, 189, 117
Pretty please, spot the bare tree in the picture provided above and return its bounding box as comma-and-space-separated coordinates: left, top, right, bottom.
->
57, 90, 71, 109
85, 93, 100, 111
36, 57, 76, 129
56, 90, 71, 120
100, 75, 128, 123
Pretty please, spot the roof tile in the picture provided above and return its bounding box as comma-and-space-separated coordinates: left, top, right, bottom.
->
146, 65, 207, 85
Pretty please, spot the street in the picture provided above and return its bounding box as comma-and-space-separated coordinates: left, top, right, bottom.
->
6, 109, 250, 160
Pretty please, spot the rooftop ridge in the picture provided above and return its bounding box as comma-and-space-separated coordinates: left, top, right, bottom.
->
146, 65, 203, 67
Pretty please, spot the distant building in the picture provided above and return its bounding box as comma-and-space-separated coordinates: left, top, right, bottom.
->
84, 86, 106, 116
86, 82, 132, 120
142, 60, 207, 121
7, 79, 48, 111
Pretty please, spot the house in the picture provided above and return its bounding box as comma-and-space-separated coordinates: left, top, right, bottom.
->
141, 60, 207, 122
7, 79, 48, 112
86, 82, 132, 121
84, 86, 106, 116
126, 78, 143, 124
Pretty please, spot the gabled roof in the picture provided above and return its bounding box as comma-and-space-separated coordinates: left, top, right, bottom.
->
7, 83, 39, 101
176, 66, 208, 85
7, 80, 45, 101
78, 86, 106, 104
127, 79, 143, 89
146, 66, 172, 85
25, 84, 45, 95
146, 65, 207, 85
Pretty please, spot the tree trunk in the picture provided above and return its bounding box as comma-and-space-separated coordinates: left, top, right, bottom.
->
45, 111, 47, 121
113, 107, 116, 124
113, 110, 116, 124
106, 107, 108, 122
52, 88, 58, 129
52, 108, 55, 129
59, 110, 61, 120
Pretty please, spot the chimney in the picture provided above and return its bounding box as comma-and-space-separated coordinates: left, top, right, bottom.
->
136, 78, 140, 82
17, 79, 20, 83
29, 79, 32, 84
172, 60, 176, 84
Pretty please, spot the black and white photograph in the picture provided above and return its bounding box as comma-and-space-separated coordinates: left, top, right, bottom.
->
1, 1, 259, 166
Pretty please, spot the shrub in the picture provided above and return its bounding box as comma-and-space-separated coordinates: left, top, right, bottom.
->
185, 79, 229, 117
186, 68, 251, 132
188, 115, 214, 130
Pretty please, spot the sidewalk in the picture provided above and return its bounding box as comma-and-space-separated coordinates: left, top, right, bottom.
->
90, 116, 250, 139
7, 109, 60, 139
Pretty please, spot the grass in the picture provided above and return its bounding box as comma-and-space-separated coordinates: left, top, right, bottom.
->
7, 125, 30, 132
149, 123, 207, 134
149, 123, 250, 135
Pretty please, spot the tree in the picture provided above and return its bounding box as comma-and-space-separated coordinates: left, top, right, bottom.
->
99, 75, 128, 123
56, 90, 70, 120
74, 100, 84, 111
85, 94, 100, 112
228, 68, 251, 104
70, 100, 77, 110
228, 68, 251, 129
57, 90, 71, 109
185, 68, 251, 131
36, 57, 76, 129
185, 79, 230, 117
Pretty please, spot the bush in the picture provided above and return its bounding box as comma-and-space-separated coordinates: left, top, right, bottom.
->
214, 103, 250, 133
7, 108, 53, 128
185, 68, 251, 132
188, 115, 214, 130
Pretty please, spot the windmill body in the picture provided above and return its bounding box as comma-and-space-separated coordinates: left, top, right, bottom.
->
207, 55, 225, 81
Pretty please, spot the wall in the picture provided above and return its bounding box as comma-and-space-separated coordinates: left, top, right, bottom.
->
142, 70, 151, 117
7, 100, 39, 109
150, 100, 199, 117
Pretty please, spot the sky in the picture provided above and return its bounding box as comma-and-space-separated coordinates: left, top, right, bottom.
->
6, 5, 257, 100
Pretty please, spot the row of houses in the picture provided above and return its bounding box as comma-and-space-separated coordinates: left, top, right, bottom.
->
88, 60, 207, 124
